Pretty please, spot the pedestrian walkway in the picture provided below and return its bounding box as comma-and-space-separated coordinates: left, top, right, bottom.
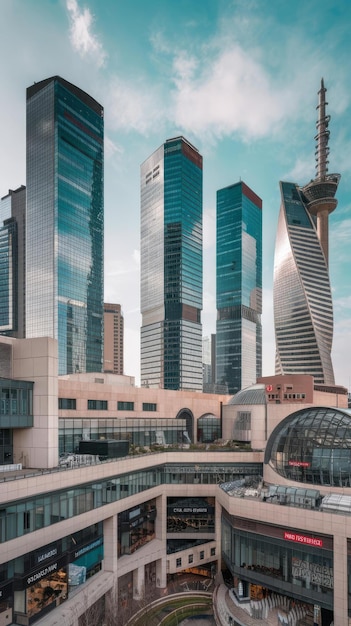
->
213, 584, 313, 626
179, 617, 216, 625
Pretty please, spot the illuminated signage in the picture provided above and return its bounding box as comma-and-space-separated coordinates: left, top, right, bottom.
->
288, 461, 310, 467
284, 531, 323, 547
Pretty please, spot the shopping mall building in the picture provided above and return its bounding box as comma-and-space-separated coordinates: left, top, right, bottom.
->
0, 336, 350, 626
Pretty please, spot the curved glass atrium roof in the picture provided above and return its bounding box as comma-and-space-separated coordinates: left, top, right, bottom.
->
227, 384, 266, 406
264, 406, 351, 487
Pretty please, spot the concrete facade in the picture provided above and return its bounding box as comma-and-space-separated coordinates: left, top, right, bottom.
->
0, 335, 350, 626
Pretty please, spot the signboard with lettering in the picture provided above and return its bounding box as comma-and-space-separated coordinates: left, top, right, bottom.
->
288, 461, 310, 467
35, 543, 58, 565
284, 531, 323, 547
171, 506, 209, 514
292, 557, 333, 589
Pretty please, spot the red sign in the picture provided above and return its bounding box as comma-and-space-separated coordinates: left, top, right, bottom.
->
265, 385, 273, 392
288, 461, 310, 467
284, 531, 323, 548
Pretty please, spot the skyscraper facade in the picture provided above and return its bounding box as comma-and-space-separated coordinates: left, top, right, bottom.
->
273, 80, 339, 385
140, 136, 203, 391
216, 181, 262, 395
0, 186, 26, 338
26, 76, 104, 375
104, 303, 124, 375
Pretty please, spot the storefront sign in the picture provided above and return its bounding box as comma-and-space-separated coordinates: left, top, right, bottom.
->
0, 582, 12, 600
288, 461, 310, 467
27, 562, 58, 586
292, 557, 333, 589
284, 531, 323, 547
74, 537, 102, 560
172, 507, 208, 514
35, 544, 58, 565
167, 466, 252, 474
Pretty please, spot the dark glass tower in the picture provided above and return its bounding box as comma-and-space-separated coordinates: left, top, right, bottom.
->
274, 80, 339, 384
140, 137, 203, 391
216, 181, 262, 395
26, 77, 104, 374
0, 186, 26, 338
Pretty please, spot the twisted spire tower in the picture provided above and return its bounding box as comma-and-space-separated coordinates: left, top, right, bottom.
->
273, 80, 339, 385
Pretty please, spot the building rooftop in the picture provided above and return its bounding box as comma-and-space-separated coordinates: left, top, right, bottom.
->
227, 384, 266, 406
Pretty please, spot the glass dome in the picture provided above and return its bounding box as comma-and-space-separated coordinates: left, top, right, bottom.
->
264, 406, 351, 487
227, 384, 266, 406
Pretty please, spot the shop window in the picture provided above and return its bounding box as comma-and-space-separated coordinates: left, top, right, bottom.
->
23, 511, 31, 531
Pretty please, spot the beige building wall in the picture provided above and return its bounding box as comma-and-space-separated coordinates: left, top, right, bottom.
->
216, 485, 350, 626
58, 373, 229, 436
0, 336, 58, 469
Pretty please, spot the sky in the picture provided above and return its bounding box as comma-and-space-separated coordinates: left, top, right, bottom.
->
0, 0, 350, 390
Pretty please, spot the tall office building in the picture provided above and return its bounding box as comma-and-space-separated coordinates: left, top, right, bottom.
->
26, 76, 104, 375
273, 80, 339, 385
202, 336, 212, 389
216, 181, 262, 395
140, 136, 203, 391
104, 303, 124, 374
0, 186, 26, 338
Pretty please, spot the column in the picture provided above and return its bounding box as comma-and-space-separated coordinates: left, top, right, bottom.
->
133, 566, 145, 600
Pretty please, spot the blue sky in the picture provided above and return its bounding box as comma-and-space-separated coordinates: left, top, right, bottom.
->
1, 0, 350, 389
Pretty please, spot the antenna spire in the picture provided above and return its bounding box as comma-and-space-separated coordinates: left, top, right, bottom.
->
315, 77, 330, 179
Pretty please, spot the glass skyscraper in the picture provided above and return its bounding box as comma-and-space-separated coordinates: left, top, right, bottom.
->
216, 181, 262, 395
0, 186, 26, 338
140, 137, 203, 391
26, 76, 104, 375
273, 80, 339, 385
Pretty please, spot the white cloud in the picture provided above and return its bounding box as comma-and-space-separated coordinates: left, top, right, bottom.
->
173, 45, 285, 140
105, 77, 163, 134
104, 135, 123, 159
133, 249, 140, 267
284, 158, 315, 186
66, 0, 106, 68
203, 207, 216, 250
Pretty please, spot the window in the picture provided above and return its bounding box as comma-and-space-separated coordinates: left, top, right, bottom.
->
176, 558, 182, 567
188, 554, 193, 564
88, 400, 107, 410
211, 547, 216, 556
117, 401, 134, 411
200, 551, 204, 560
23, 511, 31, 531
237, 411, 251, 429
142, 403, 157, 412
59, 398, 76, 410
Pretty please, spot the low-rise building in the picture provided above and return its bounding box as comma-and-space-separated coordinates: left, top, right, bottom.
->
0, 335, 349, 626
